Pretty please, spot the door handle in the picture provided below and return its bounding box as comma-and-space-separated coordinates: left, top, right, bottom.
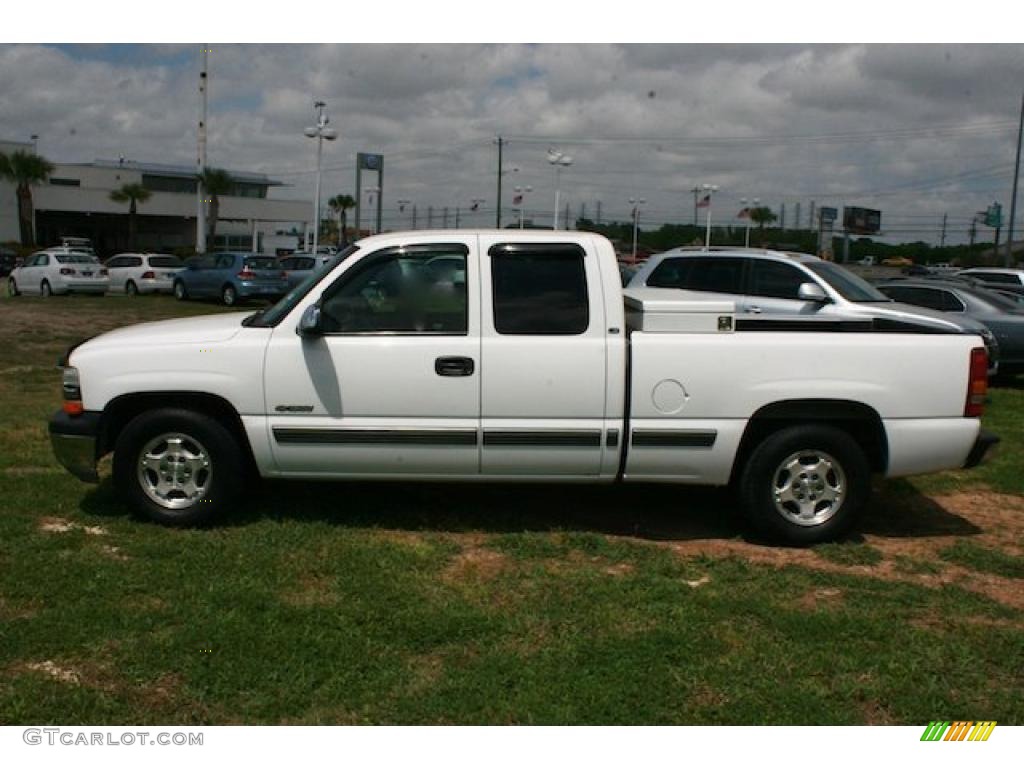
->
435, 356, 475, 377
747, 305, 762, 314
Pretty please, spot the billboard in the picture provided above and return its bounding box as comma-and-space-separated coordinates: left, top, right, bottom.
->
843, 206, 881, 235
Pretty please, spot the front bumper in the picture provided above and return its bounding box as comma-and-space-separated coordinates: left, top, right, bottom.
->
964, 429, 1000, 470
48, 409, 101, 482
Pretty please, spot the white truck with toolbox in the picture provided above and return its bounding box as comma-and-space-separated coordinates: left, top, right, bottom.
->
49, 230, 998, 544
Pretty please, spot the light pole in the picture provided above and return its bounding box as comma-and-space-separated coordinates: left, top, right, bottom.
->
700, 184, 720, 248
629, 197, 646, 262
303, 100, 338, 254
741, 196, 759, 248
513, 186, 533, 228
547, 148, 573, 230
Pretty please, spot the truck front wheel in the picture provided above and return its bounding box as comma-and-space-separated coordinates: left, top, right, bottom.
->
113, 408, 244, 526
738, 424, 870, 545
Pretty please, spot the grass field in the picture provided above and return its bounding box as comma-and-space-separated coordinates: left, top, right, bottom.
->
1, 293, 1022, 724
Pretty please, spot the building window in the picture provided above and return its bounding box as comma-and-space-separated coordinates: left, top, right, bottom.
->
142, 174, 198, 194
49, 178, 81, 187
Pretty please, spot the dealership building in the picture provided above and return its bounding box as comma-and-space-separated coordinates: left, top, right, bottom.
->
0, 140, 312, 255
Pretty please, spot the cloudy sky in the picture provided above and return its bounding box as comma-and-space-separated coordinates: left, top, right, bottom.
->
1, 43, 1023, 244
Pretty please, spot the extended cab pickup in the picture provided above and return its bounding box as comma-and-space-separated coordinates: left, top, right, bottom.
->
49, 231, 998, 544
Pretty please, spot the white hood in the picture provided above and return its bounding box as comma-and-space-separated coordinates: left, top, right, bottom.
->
76, 311, 250, 353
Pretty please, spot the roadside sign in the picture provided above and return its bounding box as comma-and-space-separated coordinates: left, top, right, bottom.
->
820, 207, 837, 223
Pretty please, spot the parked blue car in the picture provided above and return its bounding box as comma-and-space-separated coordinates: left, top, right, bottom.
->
173, 252, 289, 306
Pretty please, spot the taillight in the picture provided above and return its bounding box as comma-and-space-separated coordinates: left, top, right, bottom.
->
60, 267, 75, 275
965, 347, 988, 417
141, 271, 155, 279
237, 269, 255, 280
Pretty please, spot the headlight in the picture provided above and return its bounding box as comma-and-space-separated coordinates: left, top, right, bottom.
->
62, 367, 82, 401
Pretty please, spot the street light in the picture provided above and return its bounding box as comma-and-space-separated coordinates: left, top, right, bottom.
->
629, 197, 646, 262
740, 197, 759, 248
303, 100, 337, 254
547, 148, 573, 229
513, 186, 533, 229
699, 183, 720, 248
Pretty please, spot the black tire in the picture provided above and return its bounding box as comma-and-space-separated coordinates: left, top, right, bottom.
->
112, 408, 245, 526
221, 284, 237, 306
7, 277, 18, 297
173, 281, 188, 301
738, 424, 870, 545
40, 280, 52, 298
126, 280, 138, 296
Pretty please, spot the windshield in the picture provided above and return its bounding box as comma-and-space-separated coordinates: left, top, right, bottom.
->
149, 255, 183, 268
804, 261, 891, 302
970, 286, 1024, 313
55, 254, 95, 264
244, 244, 360, 327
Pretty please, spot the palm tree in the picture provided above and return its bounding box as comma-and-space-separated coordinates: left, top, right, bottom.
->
749, 206, 778, 246
197, 168, 234, 246
328, 194, 356, 246
108, 183, 152, 250
0, 150, 55, 246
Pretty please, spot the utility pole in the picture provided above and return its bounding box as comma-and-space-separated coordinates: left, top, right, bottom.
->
196, 45, 208, 254
495, 136, 504, 228
969, 217, 977, 246
1006, 90, 1024, 266
940, 213, 948, 248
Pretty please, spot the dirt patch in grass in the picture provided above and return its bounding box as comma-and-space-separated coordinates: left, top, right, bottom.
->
796, 587, 844, 611
664, 489, 1024, 611
0, 596, 40, 621
38, 517, 76, 534
442, 545, 508, 583
22, 660, 81, 685
279, 574, 339, 607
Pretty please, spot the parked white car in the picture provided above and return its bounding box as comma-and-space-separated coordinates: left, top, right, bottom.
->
957, 268, 1024, 289
8, 250, 108, 296
105, 253, 184, 295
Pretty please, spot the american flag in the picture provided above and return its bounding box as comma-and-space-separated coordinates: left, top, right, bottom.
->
737, 207, 750, 219
696, 193, 712, 208
512, 194, 523, 205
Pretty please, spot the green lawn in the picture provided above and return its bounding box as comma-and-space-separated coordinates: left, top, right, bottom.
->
1, 293, 1022, 724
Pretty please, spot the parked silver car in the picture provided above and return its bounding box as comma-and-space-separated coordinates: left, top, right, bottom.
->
628, 247, 1000, 370
106, 253, 184, 295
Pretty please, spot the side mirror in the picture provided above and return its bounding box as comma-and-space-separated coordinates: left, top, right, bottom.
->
296, 304, 323, 337
798, 282, 829, 303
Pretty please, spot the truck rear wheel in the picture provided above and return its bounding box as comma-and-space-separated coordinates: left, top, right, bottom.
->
113, 408, 244, 526
738, 424, 869, 545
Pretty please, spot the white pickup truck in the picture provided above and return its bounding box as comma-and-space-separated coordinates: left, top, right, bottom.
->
49, 231, 997, 544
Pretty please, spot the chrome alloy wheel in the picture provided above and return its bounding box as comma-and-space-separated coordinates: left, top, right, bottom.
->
771, 449, 845, 527
137, 433, 212, 510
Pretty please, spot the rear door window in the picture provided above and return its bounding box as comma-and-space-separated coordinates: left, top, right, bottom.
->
490, 244, 589, 335
647, 256, 746, 295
